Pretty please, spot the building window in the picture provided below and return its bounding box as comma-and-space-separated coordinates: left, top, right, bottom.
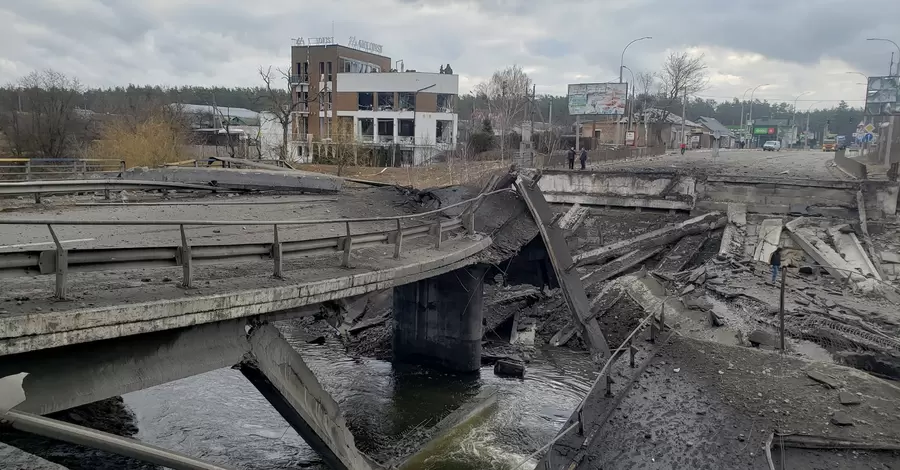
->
340, 57, 382, 74
319, 62, 325, 76
399, 92, 415, 111
358, 92, 374, 110
326, 61, 333, 81
378, 92, 394, 111
359, 118, 374, 142
436, 120, 453, 144
377, 119, 394, 142
437, 94, 454, 112
398, 119, 415, 144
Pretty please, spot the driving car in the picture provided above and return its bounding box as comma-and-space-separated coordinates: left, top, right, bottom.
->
762, 140, 781, 151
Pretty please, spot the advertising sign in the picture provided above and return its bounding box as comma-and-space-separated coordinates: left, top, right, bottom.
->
865, 76, 900, 115
753, 127, 776, 135
567, 83, 627, 115
625, 130, 636, 146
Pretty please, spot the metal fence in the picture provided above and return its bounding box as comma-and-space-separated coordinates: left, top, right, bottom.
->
0, 189, 506, 299
0, 158, 126, 182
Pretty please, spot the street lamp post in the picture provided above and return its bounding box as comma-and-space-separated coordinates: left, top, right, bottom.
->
739, 87, 753, 147
617, 37, 651, 146
622, 65, 636, 135
792, 91, 812, 149
867, 38, 900, 75
748, 83, 770, 149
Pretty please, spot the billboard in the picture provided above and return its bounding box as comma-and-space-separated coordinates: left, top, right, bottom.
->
567, 83, 627, 116
865, 76, 900, 115
753, 126, 777, 135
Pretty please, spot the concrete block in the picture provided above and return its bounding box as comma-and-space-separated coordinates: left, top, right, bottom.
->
494, 359, 526, 378
882, 252, 900, 264
753, 219, 783, 263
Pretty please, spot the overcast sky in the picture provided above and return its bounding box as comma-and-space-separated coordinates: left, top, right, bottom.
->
1, 0, 898, 109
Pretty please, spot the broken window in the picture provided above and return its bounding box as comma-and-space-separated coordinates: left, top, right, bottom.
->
436, 120, 453, 143
399, 92, 415, 111
358, 92, 373, 110
378, 92, 394, 111
437, 94, 454, 112
359, 118, 374, 141
398, 119, 415, 137
326, 61, 333, 81
377, 119, 394, 141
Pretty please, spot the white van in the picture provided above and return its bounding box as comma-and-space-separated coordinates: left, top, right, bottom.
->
762, 140, 781, 151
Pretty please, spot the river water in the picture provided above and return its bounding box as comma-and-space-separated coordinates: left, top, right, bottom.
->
121, 323, 596, 469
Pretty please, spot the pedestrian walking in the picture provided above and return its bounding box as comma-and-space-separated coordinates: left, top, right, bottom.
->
680, 142, 686, 155
579, 148, 588, 170
566, 147, 575, 169
769, 247, 782, 283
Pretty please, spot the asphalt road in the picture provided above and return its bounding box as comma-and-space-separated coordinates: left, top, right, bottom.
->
592, 148, 846, 180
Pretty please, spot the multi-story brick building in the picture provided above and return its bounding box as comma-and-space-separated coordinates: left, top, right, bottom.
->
290, 41, 458, 164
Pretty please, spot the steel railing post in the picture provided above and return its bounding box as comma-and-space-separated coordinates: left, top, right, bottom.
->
119, 160, 126, 173
342, 221, 352, 268
464, 211, 476, 236
25, 160, 31, 181
272, 224, 284, 279
432, 221, 442, 249
180, 225, 193, 288
47, 224, 68, 299
393, 218, 403, 259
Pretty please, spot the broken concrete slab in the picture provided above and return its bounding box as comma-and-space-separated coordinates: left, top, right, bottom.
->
829, 226, 882, 281
557, 203, 589, 231
549, 322, 579, 347
574, 212, 726, 266
753, 219, 783, 264
657, 234, 706, 274
748, 330, 775, 348
494, 359, 526, 378
515, 172, 610, 359
882, 252, 900, 264
839, 392, 861, 406
123, 166, 343, 193
727, 203, 747, 227
807, 371, 839, 389
830, 411, 854, 426
786, 221, 879, 292
581, 247, 664, 286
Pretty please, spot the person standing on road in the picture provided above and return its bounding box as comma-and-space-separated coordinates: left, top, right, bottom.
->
579, 148, 588, 170
769, 247, 782, 283
566, 147, 576, 169
680, 142, 686, 155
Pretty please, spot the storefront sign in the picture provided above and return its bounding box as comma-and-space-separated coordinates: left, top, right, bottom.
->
625, 130, 636, 146
753, 127, 776, 135
293, 37, 335, 46
348, 36, 383, 54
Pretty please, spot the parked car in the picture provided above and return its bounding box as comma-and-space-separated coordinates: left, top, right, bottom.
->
762, 140, 781, 151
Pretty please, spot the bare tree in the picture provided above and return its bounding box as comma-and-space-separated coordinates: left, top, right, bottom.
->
650, 52, 708, 147
256, 66, 322, 162
474, 65, 532, 161
0, 70, 84, 158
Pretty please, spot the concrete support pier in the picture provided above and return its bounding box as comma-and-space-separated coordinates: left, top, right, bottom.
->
392, 266, 485, 372
239, 323, 376, 470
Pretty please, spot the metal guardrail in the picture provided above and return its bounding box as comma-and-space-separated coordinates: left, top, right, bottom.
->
0, 158, 126, 182
0, 179, 224, 203
0, 189, 505, 299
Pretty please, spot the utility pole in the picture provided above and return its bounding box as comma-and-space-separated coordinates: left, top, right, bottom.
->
680, 87, 687, 149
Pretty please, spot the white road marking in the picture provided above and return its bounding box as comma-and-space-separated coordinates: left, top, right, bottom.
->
0, 238, 95, 250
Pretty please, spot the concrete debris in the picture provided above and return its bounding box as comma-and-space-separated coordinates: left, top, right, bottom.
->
839, 392, 861, 406
882, 252, 900, 264
493, 359, 526, 378
549, 322, 579, 347
807, 371, 839, 389
828, 226, 882, 281
124, 166, 343, 193
574, 212, 726, 266
348, 313, 390, 335
581, 247, 664, 286
656, 234, 707, 274
727, 203, 747, 227
557, 203, 589, 231
785, 219, 879, 292
747, 330, 776, 348
830, 411, 854, 426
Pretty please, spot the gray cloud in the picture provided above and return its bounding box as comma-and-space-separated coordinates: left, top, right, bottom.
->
0, 0, 896, 105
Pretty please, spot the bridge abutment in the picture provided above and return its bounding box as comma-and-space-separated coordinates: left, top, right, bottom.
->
392, 265, 485, 372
